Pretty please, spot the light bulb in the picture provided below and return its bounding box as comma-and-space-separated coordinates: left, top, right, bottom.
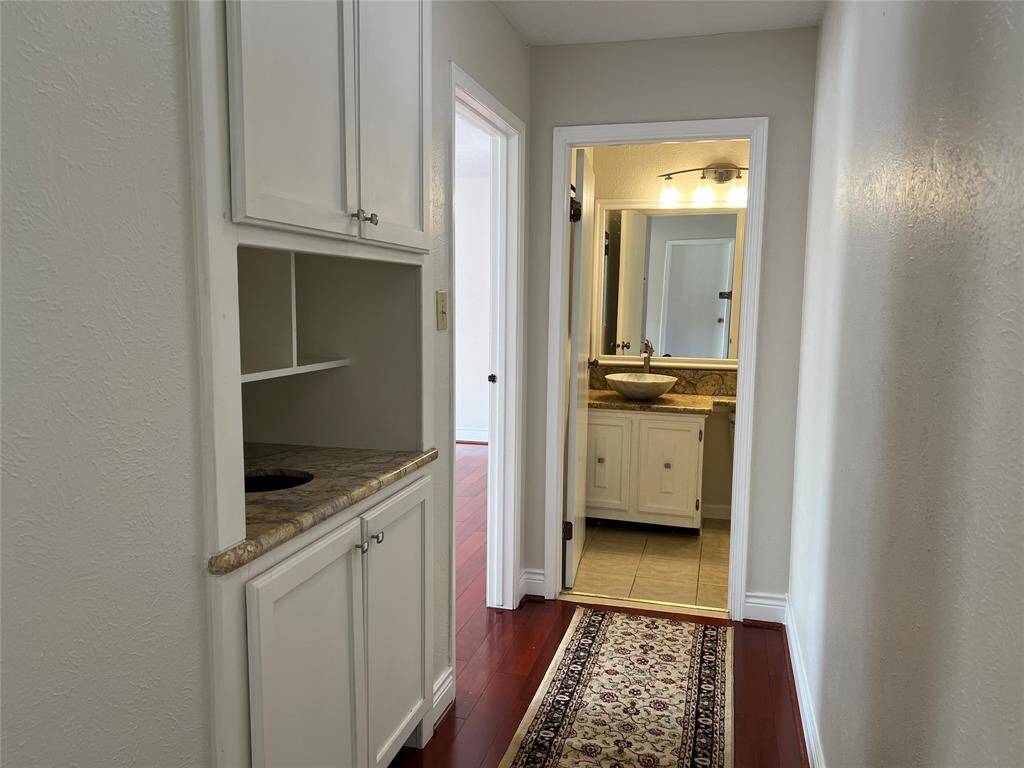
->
727, 180, 747, 206
659, 176, 680, 205
693, 177, 715, 206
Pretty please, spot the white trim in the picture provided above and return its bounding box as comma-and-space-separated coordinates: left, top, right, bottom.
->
543, 117, 769, 616
742, 591, 787, 624
449, 63, 527, 621
519, 568, 547, 598
429, 666, 455, 731
785, 603, 826, 767
702, 503, 731, 520
454, 428, 489, 443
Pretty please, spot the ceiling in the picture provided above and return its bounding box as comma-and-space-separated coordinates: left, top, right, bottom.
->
494, 1, 825, 47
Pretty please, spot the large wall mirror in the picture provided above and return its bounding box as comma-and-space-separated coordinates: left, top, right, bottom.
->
592, 205, 745, 368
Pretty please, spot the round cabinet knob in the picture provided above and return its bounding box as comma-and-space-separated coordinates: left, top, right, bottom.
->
664, 462, 672, 469
351, 209, 380, 225
596, 457, 605, 464
372, 531, 384, 544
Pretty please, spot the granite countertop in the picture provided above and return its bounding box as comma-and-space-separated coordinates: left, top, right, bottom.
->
588, 389, 737, 415
208, 443, 438, 575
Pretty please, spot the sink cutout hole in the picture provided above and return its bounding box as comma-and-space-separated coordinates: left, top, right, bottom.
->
245, 469, 314, 493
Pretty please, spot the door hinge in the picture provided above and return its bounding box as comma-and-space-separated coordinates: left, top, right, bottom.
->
699, 429, 703, 442
563, 521, 573, 541
696, 498, 701, 512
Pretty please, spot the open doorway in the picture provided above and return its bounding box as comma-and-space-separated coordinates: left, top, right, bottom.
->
544, 119, 769, 620
450, 65, 525, 637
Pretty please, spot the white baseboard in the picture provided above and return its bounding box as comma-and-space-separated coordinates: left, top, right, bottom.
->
702, 503, 731, 520
430, 666, 455, 729
519, 567, 546, 599
455, 427, 489, 443
742, 591, 787, 624
784, 603, 826, 768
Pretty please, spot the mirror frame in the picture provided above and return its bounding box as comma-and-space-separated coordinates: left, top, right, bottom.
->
591, 199, 746, 370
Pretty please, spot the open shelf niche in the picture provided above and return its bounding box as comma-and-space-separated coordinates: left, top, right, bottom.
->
238, 246, 351, 383
238, 246, 423, 451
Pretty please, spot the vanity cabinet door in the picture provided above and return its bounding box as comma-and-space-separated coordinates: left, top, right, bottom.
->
356, 0, 430, 251
362, 477, 433, 767
245, 517, 367, 768
226, 0, 360, 238
586, 412, 632, 512
636, 415, 705, 523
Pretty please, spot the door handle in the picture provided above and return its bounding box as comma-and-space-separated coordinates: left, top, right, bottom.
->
487, 374, 497, 383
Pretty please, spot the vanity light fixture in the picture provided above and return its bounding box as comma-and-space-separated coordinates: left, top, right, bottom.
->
659, 175, 681, 204
655, 162, 749, 207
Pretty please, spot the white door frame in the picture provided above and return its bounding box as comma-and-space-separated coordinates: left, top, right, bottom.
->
449, 64, 526, 612
542, 117, 769, 620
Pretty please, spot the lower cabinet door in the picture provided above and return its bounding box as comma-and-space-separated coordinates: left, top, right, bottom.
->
246, 517, 367, 768
362, 477, 433, 768
636, 416, 704, 521
586, 412, 632, 511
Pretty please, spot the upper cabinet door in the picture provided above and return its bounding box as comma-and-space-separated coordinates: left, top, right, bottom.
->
356, 0, 431, 251
226, 0, 359, 238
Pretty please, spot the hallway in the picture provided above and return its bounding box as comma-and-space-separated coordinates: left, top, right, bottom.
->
388, 443, 808, 768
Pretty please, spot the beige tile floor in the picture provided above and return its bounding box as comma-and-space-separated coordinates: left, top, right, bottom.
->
568, 519, 731, 609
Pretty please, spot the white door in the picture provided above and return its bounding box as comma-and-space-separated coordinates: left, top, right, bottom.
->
617, 210, 648, 353
362, 478, 433, 767
660, 239, 735, 358
357, 0, 430, 251
564, 148, 595, 588
245, 518, 367, 768
226, 0, 359, 238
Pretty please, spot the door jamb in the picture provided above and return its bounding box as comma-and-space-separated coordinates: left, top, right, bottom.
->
542, 118, 769, 620
449, 64, 526, 613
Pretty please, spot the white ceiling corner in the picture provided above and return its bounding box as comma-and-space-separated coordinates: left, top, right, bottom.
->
493, 0, 825, 47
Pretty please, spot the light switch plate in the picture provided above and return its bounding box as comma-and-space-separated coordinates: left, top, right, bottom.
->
435, 290, 449, 331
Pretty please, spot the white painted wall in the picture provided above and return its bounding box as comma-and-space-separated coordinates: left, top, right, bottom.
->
525, 28, 819, 594
430, 0, 530, 679
454, 114, 494, 443
788, 2, 1024, 764
2, 3, 210, 765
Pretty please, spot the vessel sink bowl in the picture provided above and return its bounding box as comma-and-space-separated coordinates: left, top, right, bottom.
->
245, 469, 314, 493
605, 372, 677, 401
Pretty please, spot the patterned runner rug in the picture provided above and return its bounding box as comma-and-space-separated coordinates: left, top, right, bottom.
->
499, 608, 733, 768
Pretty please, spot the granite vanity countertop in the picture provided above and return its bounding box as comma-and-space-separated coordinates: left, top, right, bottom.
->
208, 443, 438, 575
588, 390, 736, 415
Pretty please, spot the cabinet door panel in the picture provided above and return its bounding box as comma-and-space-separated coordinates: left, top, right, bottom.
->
227, 0, 359, 237
363, 477, 433, 767
586, 413, 632, 511
637, 417, 703, 520
357, 0, 430, 250
246, 517, 366, 768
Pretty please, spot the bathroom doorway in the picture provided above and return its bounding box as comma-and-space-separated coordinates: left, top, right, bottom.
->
543, 118, 769, 620
450, 65, 525, 626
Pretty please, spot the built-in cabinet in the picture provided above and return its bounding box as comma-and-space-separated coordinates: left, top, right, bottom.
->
246, 478, 432, 768
226, 0, 429, 251
586, 410, 705, 528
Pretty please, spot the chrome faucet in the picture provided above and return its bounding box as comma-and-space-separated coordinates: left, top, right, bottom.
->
642, 339, 654, 373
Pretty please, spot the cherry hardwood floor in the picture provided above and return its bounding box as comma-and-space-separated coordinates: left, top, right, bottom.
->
388, 443, 807, 768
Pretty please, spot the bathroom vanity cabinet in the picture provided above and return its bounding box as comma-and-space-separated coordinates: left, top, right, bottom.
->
246, 478, 432, 768
586, 410, 706, 528
226, 0, 429, 251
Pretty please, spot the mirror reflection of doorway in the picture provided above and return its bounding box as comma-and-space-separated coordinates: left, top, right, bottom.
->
658, 237, 735, 359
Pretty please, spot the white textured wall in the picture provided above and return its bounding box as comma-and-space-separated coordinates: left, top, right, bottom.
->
2, 2, 210, 765
430, 0, 530, 675
525, 28, 818, 593
789, 2, 1024, 765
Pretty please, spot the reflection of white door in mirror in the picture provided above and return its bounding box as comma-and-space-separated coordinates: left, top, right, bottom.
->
659, 239, 735, 359
616, 210, 648, 354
